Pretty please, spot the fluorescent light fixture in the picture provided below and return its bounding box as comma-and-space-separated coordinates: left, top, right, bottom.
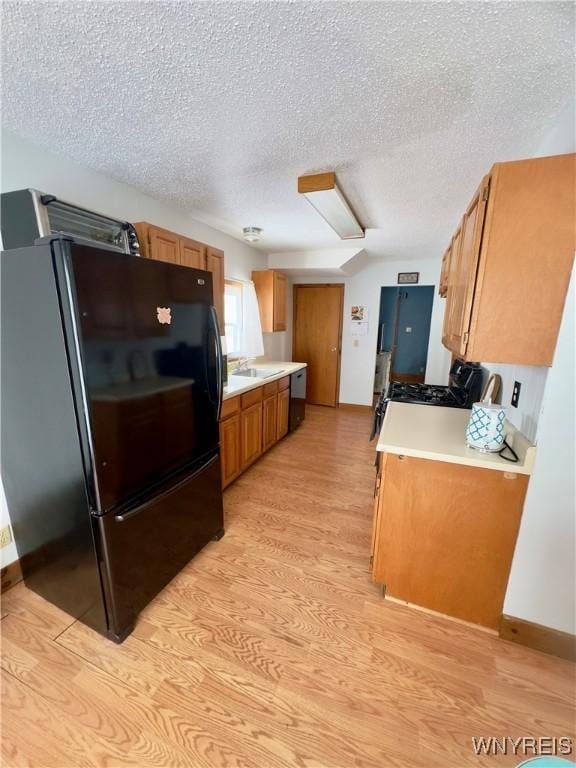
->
298, 172, 364, 240
242, 226, 263, 242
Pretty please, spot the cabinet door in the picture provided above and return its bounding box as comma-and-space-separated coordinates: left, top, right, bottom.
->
273, 272, 287, 331
220, 413, 241, 488
206, 247, 225, 332
449, 177, 490, 356
438, 242, 451, 298
373, 454, 528, 629
179, 237, 206, 269
147, 225, 181, 265
262, 394, 278, 452
240, 402, 262, 470
442, 228, 463, 350
276, 387, 290, 440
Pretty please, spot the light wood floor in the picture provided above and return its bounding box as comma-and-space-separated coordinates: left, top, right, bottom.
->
1, 406, 574, 767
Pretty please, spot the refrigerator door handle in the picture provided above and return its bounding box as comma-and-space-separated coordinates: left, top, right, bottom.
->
114, 454, 219, 523
209, 305, 223, 422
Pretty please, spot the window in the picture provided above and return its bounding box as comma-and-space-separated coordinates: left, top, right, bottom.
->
224, 280, 243, 358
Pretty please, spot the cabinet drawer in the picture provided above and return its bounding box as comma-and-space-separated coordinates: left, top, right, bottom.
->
278, 375, 290, 392
263, 380, 278, 398
241, 387, 263, 410
221, 396, 240, 421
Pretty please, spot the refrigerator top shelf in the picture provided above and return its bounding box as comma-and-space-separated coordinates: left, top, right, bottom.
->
91, 376, 195, 403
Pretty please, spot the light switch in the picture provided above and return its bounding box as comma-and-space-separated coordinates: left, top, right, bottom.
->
405, 327, 412, 333
353, 339, 359, 347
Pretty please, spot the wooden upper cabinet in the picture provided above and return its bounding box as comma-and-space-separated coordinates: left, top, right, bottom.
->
179, 237, 205, 269
449, 177, 489, 357
134, 221, 226, 334
206, 247, 225, 332
144, 224, 181, 265
252, 270, 288, 332
438, 242, 452, 297
440, 153, 575, 366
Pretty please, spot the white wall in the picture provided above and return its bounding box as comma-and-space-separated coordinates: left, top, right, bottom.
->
503, 268, 575, 633
291, 257, 451, 405
1, 130, 267, 281
500, 103, 576, 634
481, 363, 547, 444
0, 130, 269, 566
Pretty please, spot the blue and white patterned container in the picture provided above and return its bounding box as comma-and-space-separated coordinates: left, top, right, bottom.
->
466, 402, 506, 452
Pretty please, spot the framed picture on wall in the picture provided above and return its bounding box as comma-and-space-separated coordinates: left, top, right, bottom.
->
397, 272, 419, 284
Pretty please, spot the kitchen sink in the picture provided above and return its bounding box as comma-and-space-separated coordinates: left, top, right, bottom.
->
232, 367, 284, 379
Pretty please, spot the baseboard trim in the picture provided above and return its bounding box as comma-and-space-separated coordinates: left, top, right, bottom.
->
499, 614, 576, 662
338, 403, 372, 412
1, 558, 23, 594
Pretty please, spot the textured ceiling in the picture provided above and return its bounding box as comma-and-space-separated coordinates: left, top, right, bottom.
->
1, 1, 574, 261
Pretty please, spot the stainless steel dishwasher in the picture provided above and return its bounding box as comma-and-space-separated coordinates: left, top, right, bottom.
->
289, 368, 306, 431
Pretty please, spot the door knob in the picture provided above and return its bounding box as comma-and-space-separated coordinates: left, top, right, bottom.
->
330, 347, 337, 352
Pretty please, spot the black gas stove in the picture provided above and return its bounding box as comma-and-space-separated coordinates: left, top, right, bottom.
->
371, 360, 484, 440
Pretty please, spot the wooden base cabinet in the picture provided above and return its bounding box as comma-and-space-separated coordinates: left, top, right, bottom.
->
220, 413, 241, 488
262, 394, 278, 452
372, 453, 529, 630
240, 402, 263, 470
277, 387, 290, 440
219, 375, 292, 488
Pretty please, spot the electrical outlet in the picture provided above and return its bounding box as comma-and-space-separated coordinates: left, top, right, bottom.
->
511, 381, 521, 408
0, 525, 13, 549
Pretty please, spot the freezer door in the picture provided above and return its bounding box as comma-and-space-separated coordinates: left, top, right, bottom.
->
96, 454, 223, 641
63, 243, 221, 512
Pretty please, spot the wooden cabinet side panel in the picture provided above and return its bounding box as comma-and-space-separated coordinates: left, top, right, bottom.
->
273, 273, 288, 331
468, 154, 576, 365
252, 271, 274, 332
134, 222, 150, 258
206, 247, 225, 332
374, 455, 528, 629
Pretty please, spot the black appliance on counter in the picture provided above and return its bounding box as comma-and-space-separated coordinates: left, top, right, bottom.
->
370, 360, 484, 440
1, 236, 224, 642
289, 368, 307, 431
0, 189, 141, 256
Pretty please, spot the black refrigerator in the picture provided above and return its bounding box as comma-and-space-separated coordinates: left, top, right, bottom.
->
1, 236, 224, 642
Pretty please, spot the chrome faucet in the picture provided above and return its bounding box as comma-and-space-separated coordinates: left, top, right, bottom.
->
232, 357, 251, 373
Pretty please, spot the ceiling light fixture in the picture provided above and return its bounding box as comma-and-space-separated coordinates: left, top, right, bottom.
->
242, 226, 263, 243
298, 172, 365, 240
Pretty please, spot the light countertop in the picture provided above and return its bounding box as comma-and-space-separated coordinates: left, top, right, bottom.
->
223, 361, 306, 401
377, 401, 536, 475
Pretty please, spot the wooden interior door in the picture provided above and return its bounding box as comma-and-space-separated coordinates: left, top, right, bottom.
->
147, 225, 181, 265
292, 284, 344, 407
179, 237, 205, 270
448, 176, 489, 356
